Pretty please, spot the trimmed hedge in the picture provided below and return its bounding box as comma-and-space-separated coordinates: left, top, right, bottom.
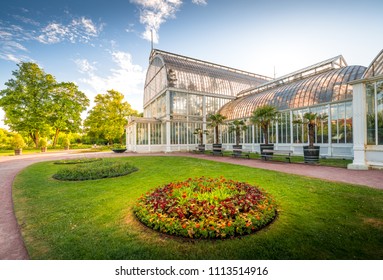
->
53, 159, 138, 181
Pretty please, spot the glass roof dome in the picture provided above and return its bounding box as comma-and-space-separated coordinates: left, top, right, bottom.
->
144, 49, 272, 106
219, 56, 366, 120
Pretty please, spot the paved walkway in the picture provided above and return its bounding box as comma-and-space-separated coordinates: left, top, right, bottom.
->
1, 151, 382, 260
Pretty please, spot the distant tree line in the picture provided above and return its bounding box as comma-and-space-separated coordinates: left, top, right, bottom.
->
0, 62, 140, 148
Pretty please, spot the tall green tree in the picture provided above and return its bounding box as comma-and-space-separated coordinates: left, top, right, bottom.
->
0, 62, 56, 147
250, 105, 279, 145
208, 113, 227, 144
84, 90, 139, 144
228, 119, 247, 146
50, 82, 89, 147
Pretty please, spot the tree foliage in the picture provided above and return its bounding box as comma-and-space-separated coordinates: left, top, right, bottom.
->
228, 119, 247, 146
84, 90, 139, 144
250, 105, 279, 145
0, 62, 55, 147
50, 82, 89, 147
0, 62, 89, 147
293, 112, 328, 147
208, 113, 227, 144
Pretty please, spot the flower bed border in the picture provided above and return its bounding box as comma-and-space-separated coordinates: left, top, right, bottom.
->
134, 177, 277, 239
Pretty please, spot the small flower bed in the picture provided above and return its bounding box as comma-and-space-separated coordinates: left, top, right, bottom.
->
134, 177, 277, 239
53, 159, 138, 181
53, 158, 102, 165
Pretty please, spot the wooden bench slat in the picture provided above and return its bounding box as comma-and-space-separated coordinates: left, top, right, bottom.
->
261, 149, 293, 163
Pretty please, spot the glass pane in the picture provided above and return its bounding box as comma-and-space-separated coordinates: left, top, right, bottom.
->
345, 102, 353, 143
331, 105, 339, 144
377, 81, 383, 144
366, 82, 376, 145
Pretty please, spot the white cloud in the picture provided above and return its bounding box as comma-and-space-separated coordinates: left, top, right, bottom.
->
130, 0, 182, 43
37, 22, 68, 44
0, 23, 32, 62
131, 0, 207, 43
192, 0, 207, 5
74, 58, 97, 73
37, 16, 102, 44
75, 51, 146, 111
13, 15, 40, 27
1, 53, 21, 63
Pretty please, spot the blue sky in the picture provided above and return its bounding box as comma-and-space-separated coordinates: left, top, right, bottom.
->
1, 0, 383, 128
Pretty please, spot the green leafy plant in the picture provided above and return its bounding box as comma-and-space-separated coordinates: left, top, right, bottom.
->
208, 113, 227, 144
63, 136, 70, 148
39, 138, 48, 148
293, 112, 328, 147
11, 134, 25, 149
228, 120, 247, 145
53, 158, 103, 165
193, 128, 208, 145
250, 105, 278, 145
134, 177, 277, 239
53, 159, 138, 181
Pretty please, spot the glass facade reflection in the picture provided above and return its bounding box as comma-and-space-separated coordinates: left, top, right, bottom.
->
126, 49, 375, 158
363, 50, 383, 146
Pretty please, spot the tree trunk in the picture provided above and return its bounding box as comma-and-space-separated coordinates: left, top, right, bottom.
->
235, 128, 240, 146
215, 126, 219, 144
263, 125, 269, 145
308, 123, 315, 147
30, 131, 40, 148
53, 128, 60, 148
35, 132, 39, 148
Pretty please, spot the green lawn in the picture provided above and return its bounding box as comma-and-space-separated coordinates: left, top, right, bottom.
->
13, 156, 383, 260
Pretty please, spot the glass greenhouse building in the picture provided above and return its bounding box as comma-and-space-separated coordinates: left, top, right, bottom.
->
126, 49, 383, 169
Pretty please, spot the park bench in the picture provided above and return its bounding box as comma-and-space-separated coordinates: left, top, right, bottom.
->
230, 148, 251, 159
192, 145, 206, 154
262, 149, 293, 163
209, 147, 225, 156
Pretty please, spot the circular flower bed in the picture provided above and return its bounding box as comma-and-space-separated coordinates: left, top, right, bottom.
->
134, 177, 277, 239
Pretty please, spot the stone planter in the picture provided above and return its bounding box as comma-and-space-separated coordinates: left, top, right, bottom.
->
303, 146, 320, 163
112, 149, 127, 153
14, 149, 22, 156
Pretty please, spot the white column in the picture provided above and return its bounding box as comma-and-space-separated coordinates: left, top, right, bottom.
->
202, 95, 207, 144
165, 91, 171, 152
326, 104, 332, 157
348, 83, 368, 170
148, 123, 151, 152
133, 124, 137, 152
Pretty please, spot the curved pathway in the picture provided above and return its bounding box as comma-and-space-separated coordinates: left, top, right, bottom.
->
1, 151, 382, 260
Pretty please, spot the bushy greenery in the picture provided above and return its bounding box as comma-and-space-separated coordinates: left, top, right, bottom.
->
52, 159, 138, 181
11, 134, 25, 149
134, 177, 277, 239
39, 138, 48, 148
53, 158, 103, 165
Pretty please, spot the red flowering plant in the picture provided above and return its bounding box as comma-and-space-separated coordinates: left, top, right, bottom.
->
133, 177, 277, 239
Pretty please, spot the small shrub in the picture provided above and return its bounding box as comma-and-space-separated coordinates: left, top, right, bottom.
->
134, 177, 277, 239
11, 134, 25, 149
53, 159, 138, 181
39, 138, 48, 148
